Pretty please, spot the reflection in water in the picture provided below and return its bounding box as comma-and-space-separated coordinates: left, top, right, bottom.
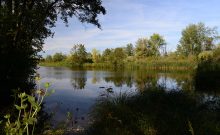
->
91, 71, 101, 84
38, 66, 219, 129
71, 71, 87, 90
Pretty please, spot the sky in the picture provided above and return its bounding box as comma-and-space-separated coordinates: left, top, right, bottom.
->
42, 0, 220, 56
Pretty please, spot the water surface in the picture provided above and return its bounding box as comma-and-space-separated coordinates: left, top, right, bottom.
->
38, 66, 194, 128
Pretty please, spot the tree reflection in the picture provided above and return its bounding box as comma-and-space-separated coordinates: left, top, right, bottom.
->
104, 70, 134, 87
71, 71, 87, 90
104, 71, 126, 87
102, 70, 196, 92
92, 71, 101, 84
134, 71, 158, 91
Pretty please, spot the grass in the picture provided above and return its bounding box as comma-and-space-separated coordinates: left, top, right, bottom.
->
40, 56, 197, 71
126, 56, 197, 70
39, 61, 72, 68
86, 87, 220, 135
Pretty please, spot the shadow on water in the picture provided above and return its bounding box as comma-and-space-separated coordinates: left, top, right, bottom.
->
195, 62, 220, 95
194, 48, 220, 95
87, 87, 220, 135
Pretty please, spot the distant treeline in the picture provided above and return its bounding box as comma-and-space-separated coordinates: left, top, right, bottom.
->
41, 23, 220, 70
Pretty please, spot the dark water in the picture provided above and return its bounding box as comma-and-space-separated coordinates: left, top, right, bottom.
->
37, 66, 217, 128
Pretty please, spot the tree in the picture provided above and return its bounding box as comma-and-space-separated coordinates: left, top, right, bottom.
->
125, 43, 134, 56
45, 55, 53, 62
92, 48, 101, 63
148, 33, 166, 56
135, 38, 152, 57
70, 44, 87, 66
109, 48, 126, 68
177, 23, 218, 56
52, 52, 66, 62
102, 48, 113, 62
86, 52, 93, 63
0, 0, 105, 98
71, 71, 87, 90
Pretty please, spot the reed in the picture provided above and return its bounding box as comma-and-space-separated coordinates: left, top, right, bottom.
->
87, 87, 220, 135
40, 56, 197, 71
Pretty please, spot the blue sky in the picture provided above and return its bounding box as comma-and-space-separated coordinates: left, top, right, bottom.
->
43, 0, 220, 55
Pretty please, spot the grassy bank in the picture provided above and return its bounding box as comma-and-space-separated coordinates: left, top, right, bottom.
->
40, 57, 197, 71
39, 61, 72, 68
87, 87, 220, 135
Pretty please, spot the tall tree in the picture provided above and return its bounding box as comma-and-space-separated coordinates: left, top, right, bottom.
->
91, 48, 101, 63
135, 38, 152, 57
45, 55, 53, 62
70, 44, 87, 66
148, 33, 166, 56
52, 52, 66, 62
0, 0, 105, 98
125, 43, 134, 56
109, 48, 126, 68
177, 23, 218, 56
102, 48, 112, 62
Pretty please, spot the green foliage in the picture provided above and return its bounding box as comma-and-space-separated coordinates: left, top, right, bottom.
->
213, 46, 220, 62
102, 48, 113, 63
86, 52, 93, 63
148, 33, 166, 56
177, 22, 219, 56
135, 38, 151, 57
39, 61, 72, 68
40, 54, 197, 71
89, 88, 220, 135
135, 34, 166, 57
45, 55, 53, 62
188, 121, 195, 135
70, 44, 88, 66
109, 48, 127, 68
52, 53, 66, 62
124, 43, 134, 56
92, 48, 101, 63
198, 51, 213, 62
2, 77, 54, 135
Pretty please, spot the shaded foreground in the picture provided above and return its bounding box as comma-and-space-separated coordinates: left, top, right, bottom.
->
86, 88, 220, 135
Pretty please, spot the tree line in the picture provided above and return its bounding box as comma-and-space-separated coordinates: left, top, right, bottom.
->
43, 22, 220, 68
43, 33, 167, 67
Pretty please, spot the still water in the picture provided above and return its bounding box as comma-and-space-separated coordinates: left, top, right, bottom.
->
38, 66, 194, 128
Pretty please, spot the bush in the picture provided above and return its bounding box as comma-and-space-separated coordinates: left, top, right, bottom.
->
198, 51, 213, 62
53, 53, 67, 62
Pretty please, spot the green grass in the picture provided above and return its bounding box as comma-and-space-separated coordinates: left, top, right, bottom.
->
40, 56, 197, 71
86, 87, 220, 135
39, 61, 72, 67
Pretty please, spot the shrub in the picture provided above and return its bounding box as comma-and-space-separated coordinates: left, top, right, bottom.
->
198, 51, 213, 62
53, 53, 67, 62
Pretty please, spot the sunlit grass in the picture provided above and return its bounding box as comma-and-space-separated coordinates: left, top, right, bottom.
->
40, 56, 197, 71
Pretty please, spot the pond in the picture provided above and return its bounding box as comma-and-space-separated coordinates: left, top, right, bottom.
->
37, 66, 216, 129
